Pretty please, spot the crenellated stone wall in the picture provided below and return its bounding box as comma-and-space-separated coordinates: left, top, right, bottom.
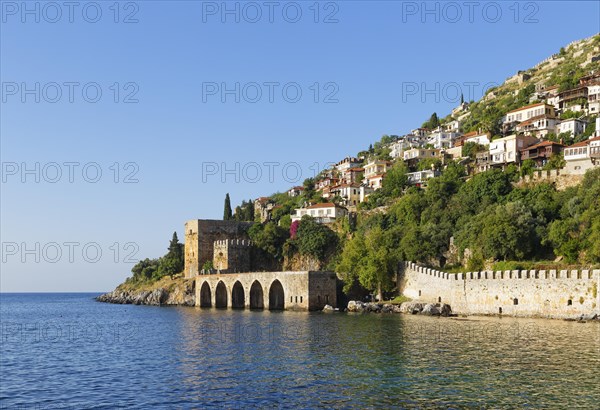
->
399, 262, 600, 319
184, 219, 253, 278
213, 239, 252, 273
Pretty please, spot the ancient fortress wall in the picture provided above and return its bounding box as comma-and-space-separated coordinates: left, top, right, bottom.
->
195, 271, 337, 311
400, 262, 600, 319
213, 239, 252, 273
184, 220, 253, 278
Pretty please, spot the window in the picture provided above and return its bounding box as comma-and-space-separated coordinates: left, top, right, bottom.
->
513, 298, 519, 305
568, 299, 572, 306
300, 296, 303, 303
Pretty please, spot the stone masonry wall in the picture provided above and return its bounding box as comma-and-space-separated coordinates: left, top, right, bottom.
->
184, 220, 253, 278
213, 239, 252, 273
400, 262, 600, 319
195, 271, 337, 311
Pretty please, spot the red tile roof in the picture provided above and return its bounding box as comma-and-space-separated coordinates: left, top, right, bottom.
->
520, 140, 564, 151
506, 102, 548, 114
306, 202, 344, 209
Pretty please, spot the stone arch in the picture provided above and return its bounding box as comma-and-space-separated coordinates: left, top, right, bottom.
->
215, 281, 227, 308
232, 281, 245, 309
269, 279, 285, 310
250, 280, 264, 310
200, 281, 211, 308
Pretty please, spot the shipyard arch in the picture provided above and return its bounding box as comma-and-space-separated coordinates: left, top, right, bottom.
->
200, 282, 211, 308
215, 281, 228, 308
231, 281, 245, 309
249, 280, 264, 309
268, 279, 284, 310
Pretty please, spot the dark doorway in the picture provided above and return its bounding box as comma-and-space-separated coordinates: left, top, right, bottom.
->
250, 281, 264, 309
215, 281, 227, 308
268, 280, 284, 310
232, 281, 245, 309
200, 282, 211, 308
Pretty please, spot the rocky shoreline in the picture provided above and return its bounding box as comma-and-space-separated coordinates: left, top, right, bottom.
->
345, 300, 454, 316
96, 278, 195, 306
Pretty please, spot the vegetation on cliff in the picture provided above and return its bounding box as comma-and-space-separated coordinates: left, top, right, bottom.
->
125, 232, 185, 286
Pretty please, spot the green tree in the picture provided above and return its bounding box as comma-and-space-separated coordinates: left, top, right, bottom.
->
520, 159, 536, 177
248, 221, 289, 262
380, 161, 408, 198
296, 216, 338, 260
543, 153, 565, 170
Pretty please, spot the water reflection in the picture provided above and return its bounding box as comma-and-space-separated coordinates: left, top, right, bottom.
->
175, 308, 600, 408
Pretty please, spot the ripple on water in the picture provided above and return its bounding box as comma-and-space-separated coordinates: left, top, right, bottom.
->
1, 294, 599, 409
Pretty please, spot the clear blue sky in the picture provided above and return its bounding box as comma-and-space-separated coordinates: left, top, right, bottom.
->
1, 1, 599, 292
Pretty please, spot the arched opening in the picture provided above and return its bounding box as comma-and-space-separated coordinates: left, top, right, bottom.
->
498, 307, 503, 315
268, 280, 284, 310
438, 296, 442, 303
215, 281, 227, 308
250, 281, 264, 310
513, 298, 519, 305
567, 299, 572, 306
232, 281, 245, 309
419, 290, 422, 297
200, 282, 211, 308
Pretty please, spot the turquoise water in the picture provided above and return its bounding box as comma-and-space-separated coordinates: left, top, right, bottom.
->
1, 293, 599, 409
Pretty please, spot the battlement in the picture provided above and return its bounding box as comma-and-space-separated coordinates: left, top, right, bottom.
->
184, 219, 253, 278
400, 262, 600, 319
214, 239, 252, 247
404, 262, 600, 281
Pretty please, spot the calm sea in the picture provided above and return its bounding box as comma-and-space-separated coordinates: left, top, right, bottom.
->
1, 293, 599, 409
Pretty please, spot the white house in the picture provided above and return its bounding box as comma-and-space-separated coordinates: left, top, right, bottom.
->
504, 103, 555, 124
403, 148, 440, 161
557, 118, 587, 136
358, 185, 374, 203
366, 174, 385, 190
335, 157, 362, 173
389, 139, 412, 159
515, 115, 560, 137
291, 203, 348, 224
406, 170, 440, 186
587, 84, 600, 114
444, 120, 461, 132
563, 136, 600, 175
331, 183, 361, 207
489, 134, 538, 166
462, 131, 491, 146
426, 130, 460, 149
287, 186, 304, 197
363, 159, 392, 179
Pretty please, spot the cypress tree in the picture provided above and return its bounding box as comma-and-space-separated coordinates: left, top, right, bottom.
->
224, 193, 233, 220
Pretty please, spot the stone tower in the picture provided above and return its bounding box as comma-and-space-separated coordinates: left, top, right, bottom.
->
184, 219, 253, 278
213, 239, 252, 273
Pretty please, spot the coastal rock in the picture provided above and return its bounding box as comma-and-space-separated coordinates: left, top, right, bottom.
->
399, 302, 425, 314
322, 304, 335, 312
146, 289, 167, 305
347, 301, 365, 312
381, 304, 394, 313
579, 313, 598, 321
364, 303, 381, 313
421, 304, 440, 316
440, 304, 452, 317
